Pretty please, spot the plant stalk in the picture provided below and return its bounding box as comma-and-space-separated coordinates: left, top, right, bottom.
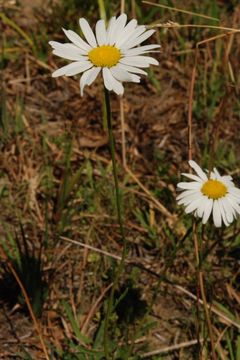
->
193, 223, 216, 360
103, 88, 128, 359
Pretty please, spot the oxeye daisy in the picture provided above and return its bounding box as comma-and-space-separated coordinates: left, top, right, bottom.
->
49, 13, 160, 96
177, 160, 240, 227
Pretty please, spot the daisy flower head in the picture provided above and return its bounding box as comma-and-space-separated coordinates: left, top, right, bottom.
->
49, 14, 160, 96
177, 160, 240, 227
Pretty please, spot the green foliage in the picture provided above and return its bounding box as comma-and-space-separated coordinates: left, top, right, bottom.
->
0, 225, 47, 317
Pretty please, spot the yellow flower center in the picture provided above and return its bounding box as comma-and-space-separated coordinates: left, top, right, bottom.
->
88, 45, 121, 68
201, 179, 227, 199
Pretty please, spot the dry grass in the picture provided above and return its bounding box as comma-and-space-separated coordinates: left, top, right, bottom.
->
1, 0, 240, 359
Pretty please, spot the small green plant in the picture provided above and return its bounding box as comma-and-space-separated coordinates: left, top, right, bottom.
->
0, 225, 47, 317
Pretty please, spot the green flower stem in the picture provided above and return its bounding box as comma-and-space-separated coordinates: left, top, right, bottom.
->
103, 88, 127, 359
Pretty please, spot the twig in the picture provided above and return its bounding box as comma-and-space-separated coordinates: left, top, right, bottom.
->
188, 48, 198, 161
150, 24, 240, 33
81, 283, 112, 335
60, 236, 122, 261
120, 0, 125, 14
140, 338, 204, 358
142, 1, 219, 21
125, 166, 174, 220
174, 284, 240, 330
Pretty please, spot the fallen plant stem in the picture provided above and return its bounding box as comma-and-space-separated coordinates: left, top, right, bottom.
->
125, 166, 174, 220
143, 1, 219, 21
140, 338, 204, 358
150, 24, 240, 32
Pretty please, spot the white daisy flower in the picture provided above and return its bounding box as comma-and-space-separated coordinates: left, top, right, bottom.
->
177, 160, 240, 227
49, 14, 160, 96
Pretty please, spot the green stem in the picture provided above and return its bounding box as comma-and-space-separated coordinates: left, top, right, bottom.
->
103, 88, 128, 359
97, 0, 106, 22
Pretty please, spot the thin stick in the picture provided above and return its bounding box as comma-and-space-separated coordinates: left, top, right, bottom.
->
120, 0, 125, 14
126, 166, 174, 220
140, 338, 204, 358
174, 284, 240, 330
150, 24, 240, 33
61, 236, 122, 261
81, 283, 112, 334
142, 1, 219, 21
188, 47, 198, 161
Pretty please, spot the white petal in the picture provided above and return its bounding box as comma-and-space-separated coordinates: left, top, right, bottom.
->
189, 160, 208, 181
50, 42, 88, 58
79, 18, 97, 48
110, 65, 140, 83
95, 19, 107, 45
103, 67, 124, 95
221, 175, 233, 182
52, 49, 85, 61
106, 16, 116, 44
220, 198, 234, 224
177, 192, 200, 206
196, 197, 207, 218
116, 13, 128, 30
181, 173, 203, 182
218, 198, 229, 226
185, 198, 202, 214
115, 19, 138, 47
102, 67, 113, 90
110, 65, 133, 82
122, 44, 161, 56
109, 14, 127, 45
52, 61, 93, 77
129, 74, 141, 82
122, 29, 156, 50
228, 187, 240, 198
213, 167, 221, 178
62, 29, 92, 52
118, 63, 148, 75
221, 178, 235, 188
213, 200, 222, 227
120, 55, 159, 68
177, 182, 201, 190
202, 198, 213, 224
176, 189, 198, 201
50, 41, 88, 54
226, 195, 240, 214
120, 26, 147, 49
210, 172, 217, 180
80, 67, 101, 96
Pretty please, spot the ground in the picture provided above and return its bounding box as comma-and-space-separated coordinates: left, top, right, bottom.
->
1, 0, 240, 359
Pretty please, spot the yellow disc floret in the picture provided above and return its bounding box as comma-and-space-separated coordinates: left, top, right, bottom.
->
88, 45, 121, 68
201, 179, 227, 199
